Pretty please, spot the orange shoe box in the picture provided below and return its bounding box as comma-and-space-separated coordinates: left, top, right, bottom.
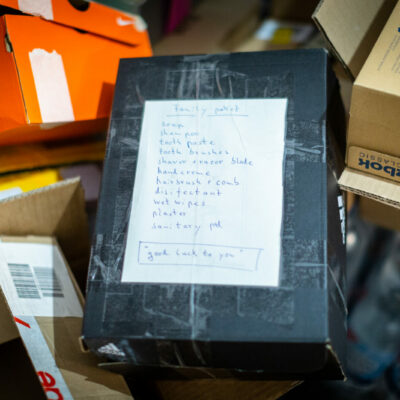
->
0, 1, 151, 145
0, 0, 149, 45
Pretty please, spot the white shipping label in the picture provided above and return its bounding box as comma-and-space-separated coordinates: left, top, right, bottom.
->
29, 49, 75, 123
15, 315, 73, 400
122, 99, 287, 287
0, 241, 83, 317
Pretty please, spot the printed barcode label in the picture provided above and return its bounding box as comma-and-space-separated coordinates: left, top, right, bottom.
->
8, 264, 64, 300
0, 241, 83, 317
33, 266, 64, 298
8, 263, 40, 299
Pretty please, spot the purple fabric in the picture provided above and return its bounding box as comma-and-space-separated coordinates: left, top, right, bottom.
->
165, 0, 192, 34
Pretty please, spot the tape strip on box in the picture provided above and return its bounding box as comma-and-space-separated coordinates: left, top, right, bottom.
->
29, 49, 75, 124
15, 315, 73, 400
18, 0, 54, 20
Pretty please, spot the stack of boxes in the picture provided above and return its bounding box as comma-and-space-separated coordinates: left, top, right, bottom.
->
0, 1, 151, 398
0, 0, 151, 144
314, 0, 400, 230
0, 0, 399, 398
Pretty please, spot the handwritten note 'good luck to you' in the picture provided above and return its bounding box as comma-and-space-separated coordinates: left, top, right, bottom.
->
122, 99, 287, 287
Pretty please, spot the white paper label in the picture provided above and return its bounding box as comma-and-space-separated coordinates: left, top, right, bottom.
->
122, 99, 287, 287
15, 316, 73, 400
0, 241, 83, 317
29, 49, 75, 123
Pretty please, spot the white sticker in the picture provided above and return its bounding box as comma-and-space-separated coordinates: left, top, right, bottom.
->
18, 0, 54, 20
29, 49, 75, 124
0, 241, 83, 317
15, 316, 73, 399
0, 187, 23, 201
122, 99, 287, 287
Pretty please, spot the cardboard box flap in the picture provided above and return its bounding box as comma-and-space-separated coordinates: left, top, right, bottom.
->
313, 0, 397, 79
0, 178, 90, 290
0, 236, 133, 399
339, 167, 400, 209
356, 0, 400, 97
0, 0, 149, 46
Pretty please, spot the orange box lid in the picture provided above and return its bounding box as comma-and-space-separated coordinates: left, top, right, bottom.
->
3, 14, 151, 125
0, 0, 149, 46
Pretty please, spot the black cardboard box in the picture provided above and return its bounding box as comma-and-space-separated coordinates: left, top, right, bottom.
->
83, 50, 347, 379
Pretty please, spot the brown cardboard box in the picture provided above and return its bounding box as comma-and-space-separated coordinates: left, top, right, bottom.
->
359, 196, 400, 231
0, 180, 133, 399
0, 13, 151, 146
313, 0, 400, 209
0, 178, 89, 291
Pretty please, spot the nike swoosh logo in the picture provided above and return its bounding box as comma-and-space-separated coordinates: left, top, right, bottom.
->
116, 17, 135, 26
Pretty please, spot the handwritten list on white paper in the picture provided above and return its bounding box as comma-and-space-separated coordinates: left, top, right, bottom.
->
122, 99, 287, 287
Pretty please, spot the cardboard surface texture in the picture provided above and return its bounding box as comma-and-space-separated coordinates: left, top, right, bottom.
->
339, 168, 400, 209
313, 0, 397, 78
155, 379, 301, 400
0, 178, 90, 290
0, 236, 132, 399
83, 50, 347, 380
0, 7, 151, 145
314, 0, 400, 211
359, 196, 400, 231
